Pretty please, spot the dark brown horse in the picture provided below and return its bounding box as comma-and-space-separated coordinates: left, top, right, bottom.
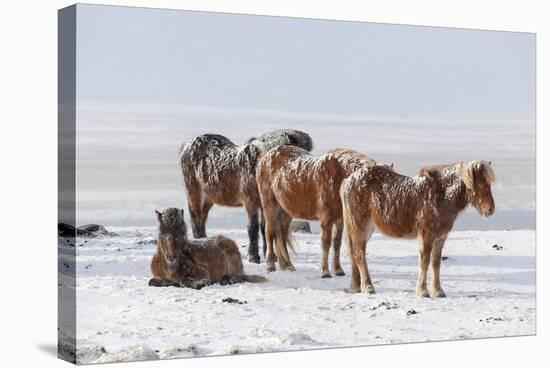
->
149, 208, 267, 289
256, 146, 380, 277
340, 161, 495, 297
180, 129, 313, 264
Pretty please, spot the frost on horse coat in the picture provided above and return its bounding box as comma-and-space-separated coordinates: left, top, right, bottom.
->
149, 208, 266, 289
340, 161, 495, 297
179, 129, 313, 264
256, 146, 378, 277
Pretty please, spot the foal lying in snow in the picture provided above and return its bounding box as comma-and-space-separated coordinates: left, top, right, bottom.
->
340, 161, 495, 297
149, 208, 267, 289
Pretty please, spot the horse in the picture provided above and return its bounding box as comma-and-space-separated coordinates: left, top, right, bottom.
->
180, 129, 313, 264
149, 208, 267, 289
256, 146, 381, 277
340, 160, 495, 297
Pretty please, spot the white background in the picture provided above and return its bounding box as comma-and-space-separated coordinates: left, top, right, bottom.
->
0, 0, 547, 367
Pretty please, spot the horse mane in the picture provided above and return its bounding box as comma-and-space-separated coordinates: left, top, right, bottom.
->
460, 160, 495, 190
157, 208, 187, 237
327, 148, 377, 164
418, 160, 495, 191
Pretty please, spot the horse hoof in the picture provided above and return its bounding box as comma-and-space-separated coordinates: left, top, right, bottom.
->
432, 289, 447, 298
266, 265, 276, 272
361, 286, 376, 294
286, 264, 296, 272
321, 272, 332, 279
219, 275, 233, 286
334, 270, 345, 277
148, 278, 162, 287
248, 255, 261, 264
416, 289, 431, 298
344, 287, 360, 294
193, 281, 207, 290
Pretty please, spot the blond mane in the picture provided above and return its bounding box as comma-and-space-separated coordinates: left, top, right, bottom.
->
460, 160, 495, 190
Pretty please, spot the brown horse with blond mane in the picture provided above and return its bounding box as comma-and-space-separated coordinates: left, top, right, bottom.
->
340, 160, 495, 297
256, 146, 383, 277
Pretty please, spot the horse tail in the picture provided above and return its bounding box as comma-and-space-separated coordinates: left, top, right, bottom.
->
343, 212, 354, 260
284, 225, 297, 255
178, 141, 186, 156
340, 181, 354, 257
273, 220, 297, 267
230, 274, 268, 283
179, 141, 191, 177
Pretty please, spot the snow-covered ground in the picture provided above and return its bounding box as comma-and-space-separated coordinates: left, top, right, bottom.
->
59, 227, 535, 364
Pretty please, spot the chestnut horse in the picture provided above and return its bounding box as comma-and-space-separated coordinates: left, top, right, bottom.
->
149, 208, 267, 289
180, 129, 313, 264
340, 161, 495, 297
256, 146, 380, 277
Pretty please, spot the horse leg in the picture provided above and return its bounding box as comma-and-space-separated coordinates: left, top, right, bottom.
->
260, 208, 267, 258
187, 193, 209, 238
344, 219, 371, 293
356, 222, 375, 294
430, 236, 447, 297
346, 220, 375, 294
243, 198, 261, 264
259, 209, 276, 262
185, 175, 207, 238
331, 220, 345, 276
346, 258, 361, 293
198, 198, 213, 238
354, 239, 375, 294
263, 206, 278, 272
416, 234, 434, 297
148, 277, 179, 287
188, 200, 209, 238
278, 211, 295, 271
187, 205, 203, 238
320, 220, 333, 278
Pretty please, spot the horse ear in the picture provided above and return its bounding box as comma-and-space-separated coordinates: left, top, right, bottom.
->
488, 160, 492, 166
181, 208, 185, 217
390, 162, 394, 168
419, 167, 433, 179
155, 210, 163, 224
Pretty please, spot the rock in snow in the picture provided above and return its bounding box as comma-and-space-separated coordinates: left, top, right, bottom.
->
290, 221, 312, 234
58, 223, 110, 238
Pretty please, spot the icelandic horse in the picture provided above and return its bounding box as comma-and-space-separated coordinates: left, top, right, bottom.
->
256, 146, 381, 277
340, 161, 495, 297
179, 129, 313, 263
149, 208, 267, 289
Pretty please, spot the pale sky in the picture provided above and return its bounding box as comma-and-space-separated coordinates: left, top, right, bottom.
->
76, 4, 535, 121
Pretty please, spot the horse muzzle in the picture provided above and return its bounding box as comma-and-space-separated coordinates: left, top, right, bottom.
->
482, 206, 495, 217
